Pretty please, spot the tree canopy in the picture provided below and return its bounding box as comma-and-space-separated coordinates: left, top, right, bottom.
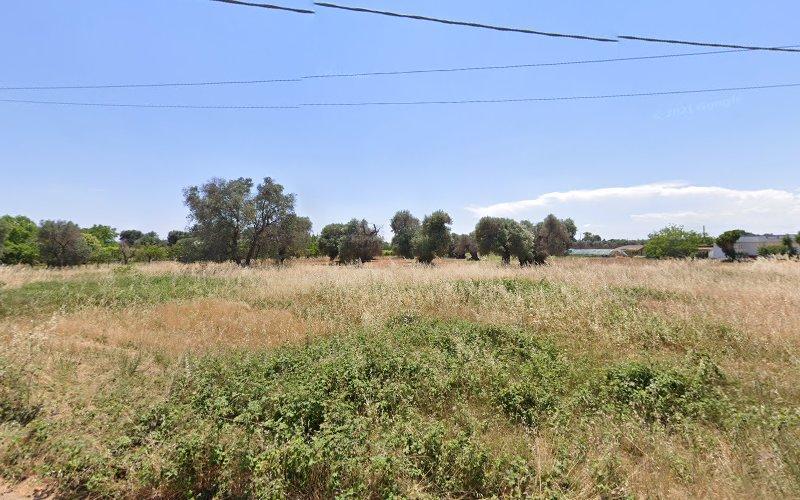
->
390, 210, 421, 259
412, 211, 452, 264
0, 215, 40, 265
183, 177, 296, 266
38, 220, 91, 267
644, 225, 710, 259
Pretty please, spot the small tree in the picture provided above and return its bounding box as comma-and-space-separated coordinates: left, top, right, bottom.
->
781, 235, 797, 257
134, 245, 169, 263
390, 210, 421, 259
38, 220, 91, 267
412, 211, 452, 264
318, 223, 347, 261
337, 219, 383, 264
715, 229, 746, 261
644, 225, 707, 259
0, 219, 7, 260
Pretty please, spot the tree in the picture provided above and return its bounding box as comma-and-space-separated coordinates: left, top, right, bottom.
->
644, 225, 708, 259
412, 211, 452, 264
0, 215, 39, 265
167, 230, 190, 246
450, 234, 479, 260
318, 223, 347, 261
81, 225, 119, 264
261, 215, 312, 264
562, 218, 578, 241
536, 214, 572, 257
581, 232, 602, 244
337, 219, 383, 264
474, 217, 516, 264
782, 235, 798, 257
134, 245, 169, 263
184, 177, 296, 266
0, 219, 7, 260
38, 220, 91, 267
390, 210, 421, 259
119, 230, 144, 246
510, 222, 548, 266
715, 229, 746, 261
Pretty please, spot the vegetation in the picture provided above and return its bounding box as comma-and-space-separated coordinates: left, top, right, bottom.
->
0, 259, 798, 497
644, 225, 711, 259
389, 210, 420, 259
336, 219, 383, 264
412, 211, 453, 264
0, 215, 39, 265
715, 229, 746, 261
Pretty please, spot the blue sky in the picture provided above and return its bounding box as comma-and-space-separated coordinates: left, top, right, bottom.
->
1, 0, 798, 238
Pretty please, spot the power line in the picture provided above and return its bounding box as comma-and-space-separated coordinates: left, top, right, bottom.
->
2, 82, 797, 109
314, 2, 617, 43
0, 78, 301, 91
620, 35, 800, 53
298, 83, 800, 106
6, 45, 799, 91
0, 98, 298, 109
301, 46, 800, 79
210, 0, 314, 14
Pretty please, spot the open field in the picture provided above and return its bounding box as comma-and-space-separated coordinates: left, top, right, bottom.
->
0, 257, 798, 498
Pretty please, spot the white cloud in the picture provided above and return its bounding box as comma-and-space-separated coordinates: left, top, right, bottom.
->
465, 182, 800, 237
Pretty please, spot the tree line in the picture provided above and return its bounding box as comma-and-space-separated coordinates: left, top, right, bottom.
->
5, 175, 794, 267
0, 176, 583, 267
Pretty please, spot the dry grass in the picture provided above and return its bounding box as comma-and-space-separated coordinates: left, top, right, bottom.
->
1, 257, 799, 498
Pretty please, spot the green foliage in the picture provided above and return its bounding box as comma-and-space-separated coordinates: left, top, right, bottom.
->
0, 215, 39, 265
474, 217, 517, 265
390, 210, 420, 259
715, 229, 746, 261
535, 214, 572, 257
183, 177, 297, 265
260, 215, 313, 263
599, 354, 727, 426
562, 217, 578, 241
644, 225, 710, 259
0, 357, 40, 425
318, 223, 346, 261
0, 219, 8, 259
169, 237, 205, 263
167, 230, 190, 246
450, 233, 479, 260
758, 244, 789, 257
412, 210, 452, 264
83, 225, 118, 247
133, 244, 169, 263
336, 219, 383, 264
306, 235, 320, 258
38, 220, 91, 267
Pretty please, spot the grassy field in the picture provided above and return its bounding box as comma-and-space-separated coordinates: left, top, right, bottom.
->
0, 257, 798, 498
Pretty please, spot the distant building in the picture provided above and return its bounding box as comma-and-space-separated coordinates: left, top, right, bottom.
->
613, 244, 644, 256
709, 234, 798, 260
568, 248, 629, 257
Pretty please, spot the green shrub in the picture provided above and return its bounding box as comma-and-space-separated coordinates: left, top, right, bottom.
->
599, 354, 727, 426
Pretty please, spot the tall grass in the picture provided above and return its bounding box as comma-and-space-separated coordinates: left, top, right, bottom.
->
1, 258, 798, 497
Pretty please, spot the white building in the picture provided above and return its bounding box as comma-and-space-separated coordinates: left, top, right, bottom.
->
709, 234, 798, 259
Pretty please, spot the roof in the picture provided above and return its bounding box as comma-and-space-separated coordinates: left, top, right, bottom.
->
614, 244, 644, 251
568, 248, 617, 257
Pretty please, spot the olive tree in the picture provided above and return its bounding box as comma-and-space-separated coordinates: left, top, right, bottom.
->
260, 215, 312, 264
183, 177, 296, 266
412, 211, 452, 264
337, 219, 383, 264
535, 214, 572, 257
450, 234, 479, 261
474, 217, 516, 264
38, 220, 91, 267
318, 223, 347, 261
644, 225, 708, 259
390, 210, 420, 259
